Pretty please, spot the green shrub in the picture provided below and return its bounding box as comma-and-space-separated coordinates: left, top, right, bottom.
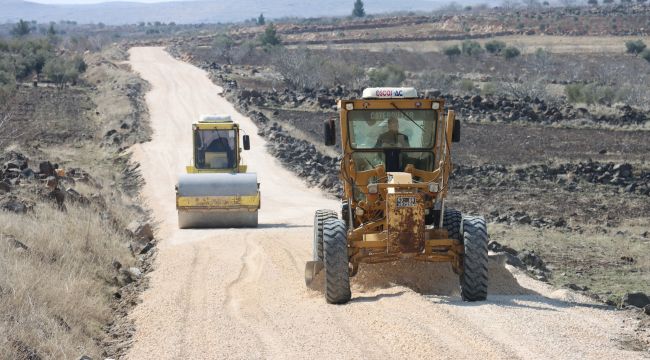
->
459, 78, 475, 93
43, 58, 79, 88
443, 45, 461, 60
640, 49, 650, 63
461, 40, 483, 57
485, 40, 506, 54
11, 19, 31, 37
368, 65, 405, 87
480, 82, 497, 96
503, 46, 521, 60
625, 39, 646, 55
259, 23, 281, 46
564, 83, 622, 105
212, 33, 235, 64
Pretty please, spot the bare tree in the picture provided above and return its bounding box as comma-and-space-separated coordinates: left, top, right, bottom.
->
500, 0, 520, 10
0, 109, 21, 150
560, 0, 577, 7
522, 0, 542, 8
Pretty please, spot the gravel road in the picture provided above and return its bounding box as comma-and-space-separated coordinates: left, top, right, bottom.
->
126, 47, 646, 360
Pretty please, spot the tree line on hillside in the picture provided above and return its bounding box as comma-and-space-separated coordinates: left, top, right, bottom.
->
0, 20, 88, 106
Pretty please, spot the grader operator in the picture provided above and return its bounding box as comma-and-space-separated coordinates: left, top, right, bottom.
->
305, 87, 489, 304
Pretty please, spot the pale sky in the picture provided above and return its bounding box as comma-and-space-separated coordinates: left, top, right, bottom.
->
30, 0, 191, 4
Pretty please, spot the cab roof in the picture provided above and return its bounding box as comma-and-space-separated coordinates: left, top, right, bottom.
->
199, 114, 233, 123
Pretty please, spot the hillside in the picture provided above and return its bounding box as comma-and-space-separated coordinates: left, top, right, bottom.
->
0, 0, 473, 25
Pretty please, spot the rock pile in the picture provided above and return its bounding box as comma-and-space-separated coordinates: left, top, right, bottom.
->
452, 161, 650, 196
247, 111, 343, 195
488, 240, 551, 281
0, 151, 107, 212
216, 75, 648, 127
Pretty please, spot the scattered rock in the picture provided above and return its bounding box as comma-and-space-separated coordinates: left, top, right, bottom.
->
5, 234, 29, 253
518, 250, 548, 272
38, 161, 56, 177
623, 292, 650, 309
126, 220, 154, 241
65, 187, 89, 205
112, 260, 122, 271
566, 283, 589, 292
644, 304, 650, 316
127, 267, 142, 279
129, 239, 154, 256
0, 196, 33, 214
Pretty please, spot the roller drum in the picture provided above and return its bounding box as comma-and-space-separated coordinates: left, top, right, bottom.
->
176, 173, 259, 228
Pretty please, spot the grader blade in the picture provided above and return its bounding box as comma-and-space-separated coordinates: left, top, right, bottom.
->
304, 260, 324, 286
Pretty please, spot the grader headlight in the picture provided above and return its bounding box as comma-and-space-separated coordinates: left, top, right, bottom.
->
428, 182, 439, 193
355, 207, 365, 216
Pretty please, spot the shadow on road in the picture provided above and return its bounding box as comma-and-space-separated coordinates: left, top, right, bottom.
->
256, 223, 311, 229
351, 291, 407, 303
345, 257, 613, 311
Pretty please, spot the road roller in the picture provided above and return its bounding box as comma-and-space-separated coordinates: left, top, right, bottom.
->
175, 115, 260, 228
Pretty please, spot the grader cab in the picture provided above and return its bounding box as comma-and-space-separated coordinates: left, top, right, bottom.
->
305, 88, 489, 304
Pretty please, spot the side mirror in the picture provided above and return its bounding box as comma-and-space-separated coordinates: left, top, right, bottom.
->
324, 119, 336, 146
243, 135, 250, 150
452, 119, 461, 143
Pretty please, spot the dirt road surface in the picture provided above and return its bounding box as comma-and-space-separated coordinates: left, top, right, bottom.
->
126, 47, 646, 359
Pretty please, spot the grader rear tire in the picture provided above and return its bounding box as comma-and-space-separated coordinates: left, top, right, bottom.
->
443, 208, 463, 241
460, 216, 489, 302
323, 219, 351, 304
313, 209, 338, 261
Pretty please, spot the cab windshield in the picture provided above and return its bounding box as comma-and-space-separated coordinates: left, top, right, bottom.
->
348, 109, 437, 149
194, 129, 237, 169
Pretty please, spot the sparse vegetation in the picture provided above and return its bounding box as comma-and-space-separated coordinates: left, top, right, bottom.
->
443, 44, 461, 60
212, 33, 235, 64
11, 19, 31, 37
461, 40, 483, 57
564, 83, 624, 105
259, 23, 281, 46
485, 40, 506, 54
367, 64, 405, 87
625, 39, 647, 55
503, 46, 521, 60
640, 49, 650, 63
272, 47, 364, 89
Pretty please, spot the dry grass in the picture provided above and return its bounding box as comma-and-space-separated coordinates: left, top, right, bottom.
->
0, 45, 150, 359
0, 195, 136, 359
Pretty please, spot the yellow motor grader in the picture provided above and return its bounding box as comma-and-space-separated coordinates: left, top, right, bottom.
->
305, 87, 488, 304
175, 115, 260, 228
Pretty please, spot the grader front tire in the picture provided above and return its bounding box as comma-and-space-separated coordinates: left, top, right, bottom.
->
460, 216, 489, 302
313, 209, 338, 261
323, 219, 351, 304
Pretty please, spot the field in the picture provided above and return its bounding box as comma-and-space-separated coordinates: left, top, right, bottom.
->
172, 5, 650, 307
